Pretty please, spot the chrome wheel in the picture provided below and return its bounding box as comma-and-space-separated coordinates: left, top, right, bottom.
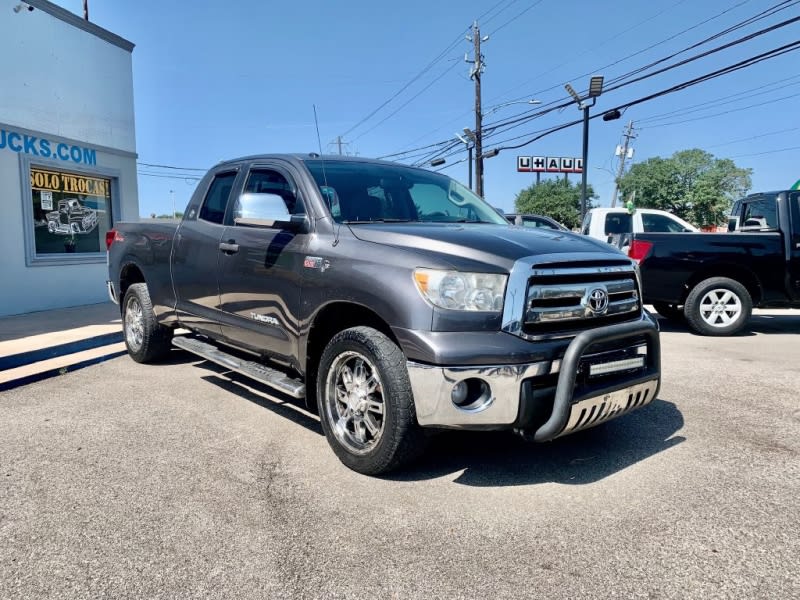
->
124, 296, 145, 352
698, 288, 742, 328
324, 351, 385, 455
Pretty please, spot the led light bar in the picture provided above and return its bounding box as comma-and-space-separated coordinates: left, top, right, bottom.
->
589, 356, 645, 377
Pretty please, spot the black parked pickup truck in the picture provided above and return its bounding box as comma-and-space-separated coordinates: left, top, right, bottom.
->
107, 154, 661, 475
628, 190, 800, 336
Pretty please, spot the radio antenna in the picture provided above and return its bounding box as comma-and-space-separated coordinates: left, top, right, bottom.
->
314, 105, 339, 245
313, 104, 329, 188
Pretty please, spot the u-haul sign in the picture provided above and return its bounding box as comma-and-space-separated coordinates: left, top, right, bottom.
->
517, 156, 583, 173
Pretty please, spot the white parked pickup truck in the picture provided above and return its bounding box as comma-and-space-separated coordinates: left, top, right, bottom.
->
581, 207, 697, 243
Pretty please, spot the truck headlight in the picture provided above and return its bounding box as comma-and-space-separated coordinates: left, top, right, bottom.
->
413, 269, 507, 312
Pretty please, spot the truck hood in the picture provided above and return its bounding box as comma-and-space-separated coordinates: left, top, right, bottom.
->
348, 223, 617, 271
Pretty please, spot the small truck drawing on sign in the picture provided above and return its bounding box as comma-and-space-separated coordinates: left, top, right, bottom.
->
46, 198, 98, 235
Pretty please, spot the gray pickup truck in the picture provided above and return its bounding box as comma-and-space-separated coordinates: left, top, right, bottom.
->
107, 154, 661, 475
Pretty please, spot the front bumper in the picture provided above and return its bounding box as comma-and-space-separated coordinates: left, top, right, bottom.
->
407, 319, 660, 441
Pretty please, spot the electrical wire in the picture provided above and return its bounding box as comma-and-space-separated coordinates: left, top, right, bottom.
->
339, 27, 470, 139
705, 127, 800, 149
491, 0, 693, 103
641, 91, 799, 129
350, 61, 461, 143
137, 162, 206, 171
636, 73, 800, 123
370, 1, 800, 163
487, 0, 545, 36
382, 0, 747, 158
478, 12, 800, 143
729, 145, 800, 158
491, 39, 800, 151
137, 171, 202, 181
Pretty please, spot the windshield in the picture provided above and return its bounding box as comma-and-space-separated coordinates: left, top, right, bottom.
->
305, 160, 508, 225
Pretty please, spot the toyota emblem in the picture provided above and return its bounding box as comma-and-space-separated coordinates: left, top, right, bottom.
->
586, 287, 609, 314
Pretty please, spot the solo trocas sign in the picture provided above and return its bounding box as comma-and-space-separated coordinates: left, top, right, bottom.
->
29, 167, 112, 255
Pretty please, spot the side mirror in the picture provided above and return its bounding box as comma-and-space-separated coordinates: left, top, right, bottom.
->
234, 193, 297, 228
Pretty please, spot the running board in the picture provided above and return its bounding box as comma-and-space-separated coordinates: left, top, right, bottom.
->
172, 336, 306, 399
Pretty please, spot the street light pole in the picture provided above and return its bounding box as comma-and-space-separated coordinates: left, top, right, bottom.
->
565, 76, 604, 222
580, 103, 590, 221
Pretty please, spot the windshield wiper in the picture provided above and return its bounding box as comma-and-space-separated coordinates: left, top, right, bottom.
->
342, 218, 414, 224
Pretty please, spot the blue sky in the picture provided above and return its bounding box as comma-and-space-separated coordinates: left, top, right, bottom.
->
51, 0, 800, 217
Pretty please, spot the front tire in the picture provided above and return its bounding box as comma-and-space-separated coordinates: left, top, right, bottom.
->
122, 283, 172, 363
684, 277, 752, 336
317, 327, 425, 475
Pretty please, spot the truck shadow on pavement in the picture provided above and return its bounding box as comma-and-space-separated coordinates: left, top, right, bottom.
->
193, 354, 684, 487
391, 399, 685, 486
197, 363, 324, 435
655, 313, 800, 335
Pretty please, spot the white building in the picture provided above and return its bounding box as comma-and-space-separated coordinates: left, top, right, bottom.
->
0, 0, 138, 316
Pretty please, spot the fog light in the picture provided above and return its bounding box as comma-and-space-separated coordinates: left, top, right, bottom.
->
450, 378, 493, 411
451, 381, 468, 405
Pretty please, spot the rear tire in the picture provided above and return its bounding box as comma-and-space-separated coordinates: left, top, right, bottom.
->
317, 326, 426, 475
684, 277, 752, 336
122, 283, 172, 363
652, 302, 684, 321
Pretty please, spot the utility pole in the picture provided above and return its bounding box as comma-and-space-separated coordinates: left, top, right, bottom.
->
83, 0, 88, 20
329, 136, 350, 156
611, 120, 636, 207
466, 22, 487, 197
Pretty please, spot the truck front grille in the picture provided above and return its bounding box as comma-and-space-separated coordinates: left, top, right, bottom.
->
523, 260, 640, 335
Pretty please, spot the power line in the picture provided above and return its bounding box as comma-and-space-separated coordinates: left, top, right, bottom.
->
479, 11, 800, 142
378, 1, 800, 163
339, 27, 470, 139
492, 39, 800, 151
137, 171, 202, 181
602, 0, 800, 88
491, 0, 693, 103
641, 91, 799, 129
636, 73, 800, 123
487, 0, 545, 35
390, 0, 739, 157
137, 162, 206, 171
350, 61, 461, 143
376, 139, 453, 160
729, 145, 800, 158
480, 0, 519, 26
498, 0, 752, 104
706, 126, 800, 148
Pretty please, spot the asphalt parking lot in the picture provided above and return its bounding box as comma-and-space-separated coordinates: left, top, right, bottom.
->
1, 311, 799, 599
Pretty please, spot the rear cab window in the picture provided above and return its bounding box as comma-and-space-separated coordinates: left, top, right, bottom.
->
741, 196, 778, 230
604, 213, 632, 235
199, 171, 237, 224
641, 213, 692, 233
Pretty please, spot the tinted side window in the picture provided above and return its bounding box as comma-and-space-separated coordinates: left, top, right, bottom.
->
790, 192, 800, 238
604, 213, 632, 235
242, 168, 305, 215
742, 197, 778, 229
199, 171, 237, 224
642, 213, 689, 232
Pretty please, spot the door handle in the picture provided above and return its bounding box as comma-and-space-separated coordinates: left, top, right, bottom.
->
219, 240, 239, 254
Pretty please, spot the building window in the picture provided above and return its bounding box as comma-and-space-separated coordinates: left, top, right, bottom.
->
29, 166, 113, 255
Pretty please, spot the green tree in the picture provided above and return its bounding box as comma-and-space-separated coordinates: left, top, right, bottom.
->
617, 149, 751, 227
514, 178, 596, 230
